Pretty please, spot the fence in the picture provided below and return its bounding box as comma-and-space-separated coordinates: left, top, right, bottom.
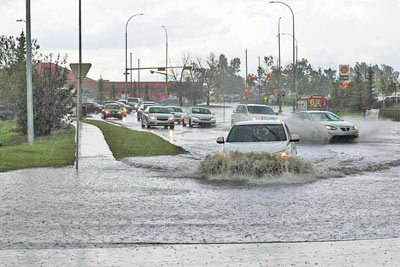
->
379, 108, 400, 121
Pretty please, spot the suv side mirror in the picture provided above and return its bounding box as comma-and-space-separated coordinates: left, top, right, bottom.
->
216, 137, 225, 144
290, 134, 300, 142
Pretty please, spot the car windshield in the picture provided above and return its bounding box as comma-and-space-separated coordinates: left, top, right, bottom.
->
168, 107, 183, 112
105, 104, 119, 110
128, 99, 139, 103
310, 112, 341, 121
247, 106, 275, 115
149, 107, 171, 114
192, 108, 211, 114
227, 124, 286, 142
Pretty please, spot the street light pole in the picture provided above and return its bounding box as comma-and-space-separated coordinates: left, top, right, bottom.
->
281, 33, 298, 66
277, 17, 282, 113
270, 0, 296, 112
162, 26, 168, 96
25, 0, 34, 145
125, 13, 143, 100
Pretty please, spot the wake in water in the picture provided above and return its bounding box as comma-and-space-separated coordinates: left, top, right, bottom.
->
196, 151, 322, 185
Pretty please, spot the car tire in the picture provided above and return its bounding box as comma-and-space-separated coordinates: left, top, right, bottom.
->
189, 119, 193, 128
164, 126, 168, 129
170, 125, 174, 129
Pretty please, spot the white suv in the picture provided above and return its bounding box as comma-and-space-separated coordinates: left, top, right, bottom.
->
231, 104, 278, 125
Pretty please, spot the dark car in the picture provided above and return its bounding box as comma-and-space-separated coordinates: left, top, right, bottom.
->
0, 106, 14, 121
137, 101, 157, 121
102, 103, 123, 120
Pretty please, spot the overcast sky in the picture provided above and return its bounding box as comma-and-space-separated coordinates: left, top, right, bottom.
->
2, 0, 400, 82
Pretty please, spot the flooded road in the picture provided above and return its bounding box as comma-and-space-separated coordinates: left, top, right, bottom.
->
1, 106, 400, 250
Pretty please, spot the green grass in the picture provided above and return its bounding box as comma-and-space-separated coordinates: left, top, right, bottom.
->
0, 122, 75, 172
82, 119, 186, 158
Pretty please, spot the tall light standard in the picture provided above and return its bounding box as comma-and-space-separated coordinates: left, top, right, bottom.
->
125, 13, 143, 100
277, 17, 282, 113
270, 0, 296, 112
162, 26, 168, 96
23, 1, 34, 144
281, 33, 298, 66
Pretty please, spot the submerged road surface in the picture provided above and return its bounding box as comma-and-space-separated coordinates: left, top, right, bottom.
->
1, 107, 400, 252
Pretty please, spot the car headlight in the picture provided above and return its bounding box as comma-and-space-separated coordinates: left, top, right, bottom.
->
149, 115, 156, 120
326, 125, 337, 130
352, 125, 358, 130
279, 151, 289, 159
117, 111, 121, 114
192, 116, 199, 120
252, 117, 257, 121
105, 111, 110, 114
169, 115, 175, 120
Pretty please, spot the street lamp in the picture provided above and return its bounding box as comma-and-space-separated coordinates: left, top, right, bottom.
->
162, 26, 168, 96
269, 0, 296, 112
125, 13, 143, 100
277, 17, 282, 113
17, 2, 34, 145
281, 32, 298, 66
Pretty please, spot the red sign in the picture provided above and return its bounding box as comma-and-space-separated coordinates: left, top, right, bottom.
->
307, 95, 327, 109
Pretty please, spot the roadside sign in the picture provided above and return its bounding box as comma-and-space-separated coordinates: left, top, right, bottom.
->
183, 66, 193, 71
70, 63, 92, 80
158, 67, 166, 71
339, 64, 350, 81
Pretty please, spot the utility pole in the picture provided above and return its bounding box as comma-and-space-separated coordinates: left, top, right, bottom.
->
26, 0, 34, 145
278, 17, 282, 113
130, 52, 132, 97
138, 58, 141, 98
75, 0, 82, 169
245, 49, 248, 104
162, 26, 168, 96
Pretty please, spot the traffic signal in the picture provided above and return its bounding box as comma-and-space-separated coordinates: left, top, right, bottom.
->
267, 76, 274, 81
244, 88, 249, 98
247, 76, 254, 81
342, 81, 349, 87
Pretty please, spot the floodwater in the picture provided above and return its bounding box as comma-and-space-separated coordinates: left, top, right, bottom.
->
1, 106, 400, 252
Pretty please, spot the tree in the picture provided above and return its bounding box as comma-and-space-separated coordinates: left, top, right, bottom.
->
110, 83, 117, 100
1, 33, 73, 136
349, 68, 364, 112
97, 76, 105, 102
144, 83, 150, 100
363, 66, 377, 110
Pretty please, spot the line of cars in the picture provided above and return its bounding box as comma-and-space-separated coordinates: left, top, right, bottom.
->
137, 101, 217, 129
216, 103, 360, 158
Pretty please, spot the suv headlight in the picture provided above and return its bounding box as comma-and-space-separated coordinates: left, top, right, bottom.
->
326, 125, 337, 130
169, 115, 175, 120
149, 115, 156, 120
352, 125, 358, 130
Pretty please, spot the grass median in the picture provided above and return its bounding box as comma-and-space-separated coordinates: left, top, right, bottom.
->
0, 121, 75, 172
82, 119, 186, 159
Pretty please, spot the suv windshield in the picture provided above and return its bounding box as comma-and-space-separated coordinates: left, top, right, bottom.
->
227, 124, 286, 142
192, 108, 211, 114
310, 112, 341, 121
168, 107, 183, 112
247, 106, 275, 115
149, 107, 171, 114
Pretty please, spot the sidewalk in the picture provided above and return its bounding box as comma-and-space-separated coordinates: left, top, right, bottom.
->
1, 238, 399, 266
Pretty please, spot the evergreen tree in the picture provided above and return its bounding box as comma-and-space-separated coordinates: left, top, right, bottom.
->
97, 76, 105, 102
349, 69, 364, 112
110, 83, 116, 100
363, 66, 377, 110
